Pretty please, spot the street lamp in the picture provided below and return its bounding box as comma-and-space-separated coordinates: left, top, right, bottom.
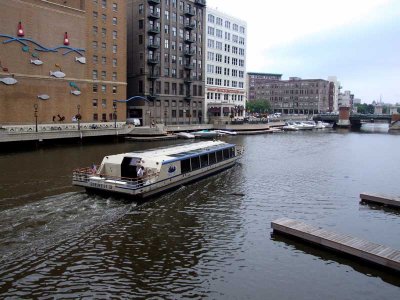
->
34, 104, 38, 132
77, 104, 81, 131
113, 101, 117, 128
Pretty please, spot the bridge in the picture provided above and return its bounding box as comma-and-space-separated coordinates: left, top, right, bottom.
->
313, 113, 393, 127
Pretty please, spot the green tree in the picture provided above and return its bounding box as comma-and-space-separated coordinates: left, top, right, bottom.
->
246, 99, 272, 114
355, 103, 374, 114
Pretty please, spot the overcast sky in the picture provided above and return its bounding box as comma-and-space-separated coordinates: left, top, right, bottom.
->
208, 0, 400, 104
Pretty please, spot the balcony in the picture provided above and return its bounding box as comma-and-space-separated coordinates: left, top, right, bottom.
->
184, 37, 195, 44
184, 64, 193, 70
148, 72, 160, 80
195, 0, 206, 7
184, 9, 195, 17
147, 26, 160, 34
184, 49, 196, 56
184, 77, 192, 84
148, 11, 160, 19
148, 0, 160, 4
147, 42, 160, 49
184, 22, 196, 30
147, 58, 159, 65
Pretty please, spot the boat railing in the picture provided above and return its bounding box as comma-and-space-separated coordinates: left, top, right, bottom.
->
72, 166, 160, 188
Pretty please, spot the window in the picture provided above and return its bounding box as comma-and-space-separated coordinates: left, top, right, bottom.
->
93, 84, 98, 92
93, 55, 98, 63
216, 150, 223, 162
112, 86, 117, 94
101, 42, 106, 51
209, 152, 216, 164
200, 154, 209, 167
112, 72, 117, 81
139, 4, 143, 14
93, 99, 98, 107
102, 56, 106, 64
102, 14, 106, 22
112, 2, 118, 11
92, 70, 98, 80
113, 45, 117, 53
93, 26, 98, 35
112, 17, 117, 25
113, 58, 117, 67
113, 30, 117, 39
191, 156, 200, 170
101, 84, 106, 92
181, 159, 191, 174
101, 71, 106, 80
101, 0, 106, 8
92, 41, 98, 50
102, 99, 107, 108
93, 113, 98, 121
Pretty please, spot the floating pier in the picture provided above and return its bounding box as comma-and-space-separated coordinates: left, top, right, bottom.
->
271, 218, 400, 272
360, 193, 400, 208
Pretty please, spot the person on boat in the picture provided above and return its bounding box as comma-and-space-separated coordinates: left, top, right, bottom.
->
91, 164, 97, 174
137, 166, 145, 187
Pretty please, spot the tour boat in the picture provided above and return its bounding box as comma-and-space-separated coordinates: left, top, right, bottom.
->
72, 140, 244, 199
192, 130, 223, 138
282, 122, 299, 131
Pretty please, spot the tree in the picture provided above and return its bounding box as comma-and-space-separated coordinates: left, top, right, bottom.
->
246, 99, 272, 114
355, 103, 374, 114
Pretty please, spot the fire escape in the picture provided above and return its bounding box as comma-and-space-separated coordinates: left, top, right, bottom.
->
147, 0, 161, 100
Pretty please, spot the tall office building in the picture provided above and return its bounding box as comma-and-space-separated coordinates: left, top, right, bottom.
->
204, 8, 247, 123
127, 0, 206, 126
0, 0, 127, 124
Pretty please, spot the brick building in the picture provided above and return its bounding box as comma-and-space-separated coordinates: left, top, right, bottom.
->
127, 0, 206, 126
247, 73, 336, 114
0, 0, 127, 125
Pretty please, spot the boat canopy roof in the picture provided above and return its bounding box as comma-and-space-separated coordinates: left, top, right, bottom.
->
101, 140, 235, 166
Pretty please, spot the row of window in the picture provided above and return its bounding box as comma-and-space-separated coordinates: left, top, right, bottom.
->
92, 11, 118, 25
93, 55, 118, 67
180, 147, 236, 174
206, 93, 245, 101
139, 2, 203, 18
93, 0, 118, 11
92, 26, 118, 39
93, 113, 116, 122
138, 81, 203, 96
206, 77, 245, 88
92, 70, 118, 81
207, 14, 245, 34
206, 40, 245, 55
93, 84, 118, 94
206, 66, 244, 77
207, 27, 245, 44
207, 53, 245, 66
92, 41, 118, 53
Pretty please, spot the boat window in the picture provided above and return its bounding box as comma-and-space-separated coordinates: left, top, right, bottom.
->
216, 150, 223, 162
121, 157, 141, 178
209, 151, 216, 165
223, 148, 230, 159
200, 154, 209, 167
181, 159, 191, 174
191, 156, 201, 170
230, 147, 235, 157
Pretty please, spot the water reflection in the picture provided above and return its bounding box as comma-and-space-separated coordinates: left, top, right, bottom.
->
270, 234, 400, 287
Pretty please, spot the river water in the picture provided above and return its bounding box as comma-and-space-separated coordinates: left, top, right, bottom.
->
0, 125, 399, 299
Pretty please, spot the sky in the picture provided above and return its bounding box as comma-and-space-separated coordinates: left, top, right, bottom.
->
208, 0, 400, 104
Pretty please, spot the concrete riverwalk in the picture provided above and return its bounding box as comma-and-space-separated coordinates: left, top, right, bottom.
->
271, 218, 400, 272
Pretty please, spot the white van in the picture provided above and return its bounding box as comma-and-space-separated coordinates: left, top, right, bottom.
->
126, 118, 141, 126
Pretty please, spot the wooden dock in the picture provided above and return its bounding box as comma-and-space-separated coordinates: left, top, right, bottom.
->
271, 218, 400, 272
360, 193, 400, 208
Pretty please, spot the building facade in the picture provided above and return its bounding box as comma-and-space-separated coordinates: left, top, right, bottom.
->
0, 0, 127, 125
204, 8, 247, 124
127, 0, 206, 126
247, 73, 337, 114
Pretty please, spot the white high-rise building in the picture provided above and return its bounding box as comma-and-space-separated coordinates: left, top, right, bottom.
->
204, 7, 247, 123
